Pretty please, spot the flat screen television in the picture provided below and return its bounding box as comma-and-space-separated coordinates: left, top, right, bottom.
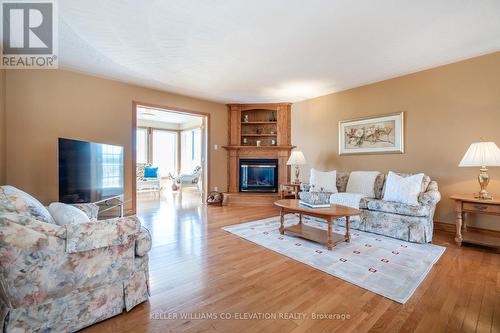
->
58, 138, 124, 204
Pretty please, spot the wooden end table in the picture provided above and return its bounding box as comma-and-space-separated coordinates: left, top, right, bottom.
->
274, 199, 360, 250
279, 183, 301, 199
450, 194, 500, 248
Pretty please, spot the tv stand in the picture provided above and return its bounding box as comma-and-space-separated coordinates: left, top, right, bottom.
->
93, 195, 124, 218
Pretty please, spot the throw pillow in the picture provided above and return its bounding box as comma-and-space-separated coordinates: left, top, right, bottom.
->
383, 172, 424, 206
48, 202, 91, 226
346, 171, 380, 197
144, 167, 158, 178
309, 169, 337, 193
0, 185, 55, 224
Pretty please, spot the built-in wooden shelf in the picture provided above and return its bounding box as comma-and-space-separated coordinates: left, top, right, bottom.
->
222, 145, 295, 150
241, 121, 277, 125
224, 103, 293, 193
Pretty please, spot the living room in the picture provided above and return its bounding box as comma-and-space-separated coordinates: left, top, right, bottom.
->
0, 1, 499, 332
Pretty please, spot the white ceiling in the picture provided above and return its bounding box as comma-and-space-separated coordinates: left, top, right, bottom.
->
60, 0, 500, 103
137, 107, 202, 124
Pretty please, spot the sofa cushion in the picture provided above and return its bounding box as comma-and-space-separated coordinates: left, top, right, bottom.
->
48, 202, 91, 226
335, 172, 385, 198
359, 197, 369, 209
0, 185, 55, 224
364, 198, 430, 217
71, 203, 100, 220
346, 171, 380, 197
309, 169, 337, 193
373, 173, 386, 199
381, 172, 431, 197
336, 172, 350, 192
383, 172, 424, 206
395, 173, 431, 192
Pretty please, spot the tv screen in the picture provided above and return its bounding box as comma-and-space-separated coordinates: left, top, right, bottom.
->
58, 138, 124, 203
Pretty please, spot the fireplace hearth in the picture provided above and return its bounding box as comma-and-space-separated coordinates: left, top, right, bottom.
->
239, 159, 278, 193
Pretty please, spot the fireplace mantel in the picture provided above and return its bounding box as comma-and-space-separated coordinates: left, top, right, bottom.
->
222, 145, 295, 150
223, 103, 293, 194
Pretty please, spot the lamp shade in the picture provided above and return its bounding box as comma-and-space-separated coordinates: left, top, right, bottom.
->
287, 151, 306, 165
459, 142, 500, 167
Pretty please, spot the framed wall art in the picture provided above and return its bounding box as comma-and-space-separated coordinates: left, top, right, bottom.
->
338, 112, 405, 155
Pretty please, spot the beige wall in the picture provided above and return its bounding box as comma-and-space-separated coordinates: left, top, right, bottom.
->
5, 69, 228, 213
0, 70, 5, 184
292, 52, 500, 230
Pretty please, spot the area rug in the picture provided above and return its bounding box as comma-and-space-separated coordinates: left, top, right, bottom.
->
223, 215, 445, 303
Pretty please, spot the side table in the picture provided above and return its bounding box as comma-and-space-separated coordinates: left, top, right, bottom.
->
450, 194, 500, 248
280, 183, 301, 199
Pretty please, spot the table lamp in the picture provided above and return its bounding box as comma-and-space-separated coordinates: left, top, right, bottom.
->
459, 141, 500, 200
287, 151, 307, 184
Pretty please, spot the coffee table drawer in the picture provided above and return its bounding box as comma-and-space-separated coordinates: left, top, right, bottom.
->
463, 202, 500, 214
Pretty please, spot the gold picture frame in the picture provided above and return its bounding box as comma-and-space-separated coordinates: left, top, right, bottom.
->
338, 112, 405, 155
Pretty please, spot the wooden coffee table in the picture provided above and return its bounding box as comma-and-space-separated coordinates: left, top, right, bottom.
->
274, 199, 360, 250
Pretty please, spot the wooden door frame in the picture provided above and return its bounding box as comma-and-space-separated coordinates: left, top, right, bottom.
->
132, 101, 211, 214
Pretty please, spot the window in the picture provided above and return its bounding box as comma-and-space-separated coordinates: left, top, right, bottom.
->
181, 128, 201, 173
152, 129, 177, 176
136, 127, 148, 164
192, 128, 201, 164
101, 144, 123, 189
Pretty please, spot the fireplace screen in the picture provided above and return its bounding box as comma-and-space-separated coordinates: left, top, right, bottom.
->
239, 159, 278, 193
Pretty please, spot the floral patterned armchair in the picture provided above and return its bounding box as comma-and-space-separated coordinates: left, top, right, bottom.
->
0, 186, 152, 332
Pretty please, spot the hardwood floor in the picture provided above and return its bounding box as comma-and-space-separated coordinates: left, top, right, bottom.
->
82, 191, 500, 333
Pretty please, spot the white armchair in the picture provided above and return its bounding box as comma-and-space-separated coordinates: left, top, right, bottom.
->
136, 163, 161, 195
175, 165, 202, 191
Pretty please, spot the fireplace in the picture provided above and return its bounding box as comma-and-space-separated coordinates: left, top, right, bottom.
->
239, 159, 278, 193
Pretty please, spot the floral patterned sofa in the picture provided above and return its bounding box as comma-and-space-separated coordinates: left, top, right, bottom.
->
301, 172, 441, 243
0, 186, 152, 332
